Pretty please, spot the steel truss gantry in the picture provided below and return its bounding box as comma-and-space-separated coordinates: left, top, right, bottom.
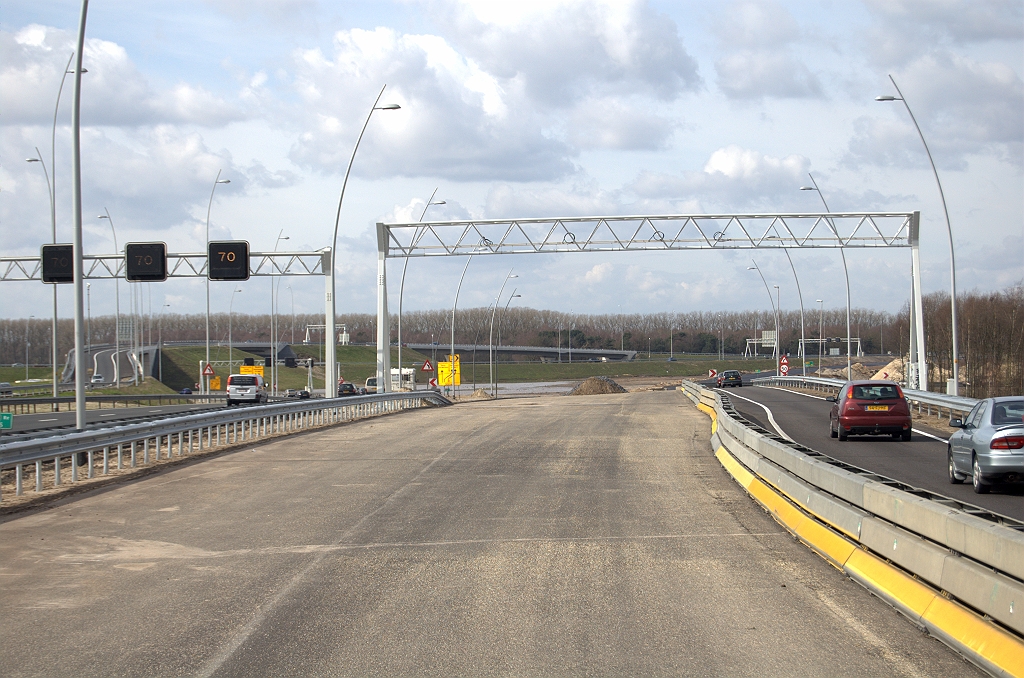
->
375, 212, 927, 392
0, 250, 331, 281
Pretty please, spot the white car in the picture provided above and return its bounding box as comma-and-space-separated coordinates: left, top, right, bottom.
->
226, 374, 268, 406
91, 374, 105, 384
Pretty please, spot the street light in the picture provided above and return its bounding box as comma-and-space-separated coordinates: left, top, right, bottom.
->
205, 171, 231, 395
398, 189, 445, 380
271, 230, 289, 395
287, 285, 295, 344
801, 176, 852, 380
25, 316, 34, 381
326, 86, 401, 396
495, 291, 521, 398
877, 75, 959, 394
26, 148, 60, 397
779, 247, 807, 377
86, 283, 92, 369
488, 269, 517, 396
97, 210, 122, 387
816, 299, 824, 376
748, 261, 780, 377
228, 288, 243, 370
158, 303, 170, 383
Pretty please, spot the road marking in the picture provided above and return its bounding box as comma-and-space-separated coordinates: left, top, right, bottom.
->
911, 428, 948, 443
38, 418, 58, 422
724, 390, 795, 442
100, 414, 117, 417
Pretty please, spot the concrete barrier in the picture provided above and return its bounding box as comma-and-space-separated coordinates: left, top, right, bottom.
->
681, 380, 1024, 676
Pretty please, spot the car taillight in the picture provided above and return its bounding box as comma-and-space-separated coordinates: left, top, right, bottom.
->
991, 436, 1024, 450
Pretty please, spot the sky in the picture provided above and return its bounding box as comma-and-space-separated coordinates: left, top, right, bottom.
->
1, 0, 1022, 325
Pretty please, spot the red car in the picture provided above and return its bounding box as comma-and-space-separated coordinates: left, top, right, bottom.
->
827, 380, 912, 441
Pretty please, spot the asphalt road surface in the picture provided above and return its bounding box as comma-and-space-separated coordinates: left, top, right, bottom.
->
0, 391, 979, 676
722, 385, 1024, 520
9, 403, 223, 432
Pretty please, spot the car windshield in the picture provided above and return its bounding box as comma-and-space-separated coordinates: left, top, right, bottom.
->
229, 376, 258, 386
724, 371, 740, 377
851, 384, 900, 400
991, 400, 1024, 425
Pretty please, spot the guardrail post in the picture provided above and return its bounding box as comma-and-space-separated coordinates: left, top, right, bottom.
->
71, 453, 78, 483
87, 450, 94, 479
103, 446, 109, 474
35, 460, 42, 492
15, 464, 23, 496
117, 443, 124, 469
54, 456, 61, 486
131, 441, 137, 467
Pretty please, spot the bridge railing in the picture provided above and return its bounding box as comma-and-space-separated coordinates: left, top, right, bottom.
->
0, 391, 451, 504
0, 393, 229, 414
750, 375, 980, 420
680, 379, 1023, 673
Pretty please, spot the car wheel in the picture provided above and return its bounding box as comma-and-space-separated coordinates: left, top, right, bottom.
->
972, 456, 990, 494
837, 423, 848, 441
901, 429, 912, 442
948, 450, 964, 484
829, 417, 837, 439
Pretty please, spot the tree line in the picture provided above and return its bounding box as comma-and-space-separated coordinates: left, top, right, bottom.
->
3, 283, 1021, 396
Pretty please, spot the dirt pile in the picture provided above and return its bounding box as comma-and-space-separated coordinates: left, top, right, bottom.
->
815, 363, 878, 380
567, 376, 628, 396
869, 358, 904, 382
468, 388, 494, 399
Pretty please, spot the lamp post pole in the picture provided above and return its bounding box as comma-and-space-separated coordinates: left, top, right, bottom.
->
488, 269, 516, 396
495, 291, 520, 398
288, 285, 295, 344
877, 75, 959, 394
774, 285, 781, 369
748, 261, 780, 378
158, 303, 170, 383
26, 149, 61, 397
781, 248, 807, 376
228, 288, 242, 371
816, 299, 824, 375
205, 171, 230, 395
25, 316, 34, 381
270, 230, 289, 396
69, 0, 89, 429
97, 210, 121, 387
327, 86, 400, 398
801, 175, 853, 381
450, 255, 475, 399
86, 283, 92, 370
398, 189, 444, 383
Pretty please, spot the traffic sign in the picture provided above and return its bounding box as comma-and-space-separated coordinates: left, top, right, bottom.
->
41, 244, 74, 283
780, 356, 789, 366
428, 378, 438, 388
421, 360, 433, 372
708, 369, 717, 378
780, 363, 790, 376
202, 363, 216, 376
438, 360, 461, 386
446, 354, 460, 364
239, 365, 264, 377
208, 240, 250, 281
125, 242, 167, 282
0, 412, 12, 430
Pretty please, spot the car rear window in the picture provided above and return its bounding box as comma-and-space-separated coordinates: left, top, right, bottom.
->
992, 400, 1024, 425
724, 371, 740, 377
851, 384, 901, 400
228, 375, 257, 386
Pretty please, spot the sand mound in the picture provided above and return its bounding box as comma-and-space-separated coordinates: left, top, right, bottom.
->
468, 388, 494, 400
815, 362, 879, 380
870, 358, 904, 382
567, 376, 628, 396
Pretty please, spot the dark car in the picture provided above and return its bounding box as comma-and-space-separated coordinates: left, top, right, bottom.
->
298, 390, 311, 399
337, 383, 357, 397
717, 370, 743, 388
827, 380, 912, 441
948, 397, 1024, 494
179, 387, 192, 395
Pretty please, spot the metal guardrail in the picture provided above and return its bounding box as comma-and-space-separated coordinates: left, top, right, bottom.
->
750, 375, 980, 419
0, 391, 451, 503
0, 393, 228, 414
679, 379, 1023, 668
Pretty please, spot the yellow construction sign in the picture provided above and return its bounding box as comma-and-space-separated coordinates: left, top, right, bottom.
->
438, 360, 461, 386
239, 365, 264, 377
209, 376, 222, 391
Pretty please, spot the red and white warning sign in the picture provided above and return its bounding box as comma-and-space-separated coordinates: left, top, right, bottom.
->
708, 369, 717, 378
202, 363, 216, 376
428, 378, 438, 388
779, 355, 790, 376
421, 359, 434, 372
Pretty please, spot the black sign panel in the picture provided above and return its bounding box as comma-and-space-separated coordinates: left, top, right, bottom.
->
208, 240, 250, 281
125, 242, 168, 282
41, 244, 74, 283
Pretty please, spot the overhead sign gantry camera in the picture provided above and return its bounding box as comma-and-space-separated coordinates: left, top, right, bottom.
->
125, 242, 168, 282
208, 240, 250, 281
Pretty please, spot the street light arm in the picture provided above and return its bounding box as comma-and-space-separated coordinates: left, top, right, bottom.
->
398, 187, 441, 380
52, 50, 75, 241
331, 84, 386, 257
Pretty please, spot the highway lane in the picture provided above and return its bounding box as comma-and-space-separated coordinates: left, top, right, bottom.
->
722, 385, 1024, 520
0, 391, 977, 676
8, 402, 223, 432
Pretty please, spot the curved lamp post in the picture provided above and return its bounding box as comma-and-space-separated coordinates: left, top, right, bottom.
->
158, 303, 170, 383
204, 171, 231, 395
816, 299, 824, 375
877, 75, 958, 394
97, 209, 122, 386
326, 86, 400, 396
801, 174, 853, 380
494, 291, 521, 397
488, 269, 517, 396
748, 261, 780, 378
26, 149, 60, 397
782, 248, 806, 376
270, 230, 289, 395
228, 288, 242, 370
398, 189, 445, 381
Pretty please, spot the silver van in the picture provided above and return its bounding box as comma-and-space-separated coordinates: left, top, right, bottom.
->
226, 374, 268, 406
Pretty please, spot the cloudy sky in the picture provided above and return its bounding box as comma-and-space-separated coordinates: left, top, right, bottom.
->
2, 0, 1021, 324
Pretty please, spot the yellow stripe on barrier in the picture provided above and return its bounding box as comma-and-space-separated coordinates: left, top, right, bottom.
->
715, 445, 1024, 676
697, 402, 717, 433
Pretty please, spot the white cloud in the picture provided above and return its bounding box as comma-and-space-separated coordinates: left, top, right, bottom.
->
584, 262, 613, 284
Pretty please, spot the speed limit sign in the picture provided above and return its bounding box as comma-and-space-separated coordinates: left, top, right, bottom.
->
779, 355, 790, 376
